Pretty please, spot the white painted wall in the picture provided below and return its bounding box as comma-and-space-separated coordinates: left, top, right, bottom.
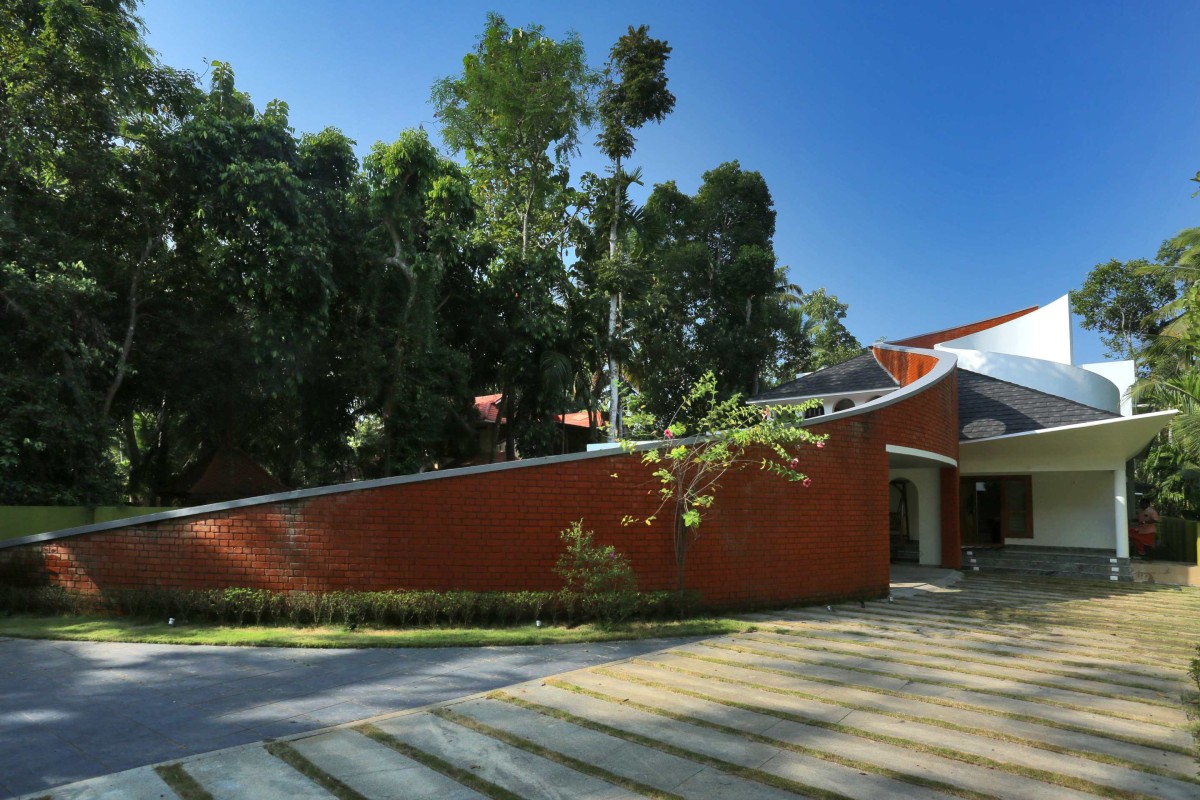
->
1010, 471, 1114, 549
940, 295, 1073, 364
889, 467, 942, 565
947, 350, 1121, 412
1080, 360, 1136, 416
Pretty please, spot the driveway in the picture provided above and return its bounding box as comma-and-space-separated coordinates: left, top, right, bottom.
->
0, 635, 694, 798
14, 573, 1200, 799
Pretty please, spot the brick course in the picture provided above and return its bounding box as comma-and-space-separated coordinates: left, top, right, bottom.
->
0, 370, 960, 610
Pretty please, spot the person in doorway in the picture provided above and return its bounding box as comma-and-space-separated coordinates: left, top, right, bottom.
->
1130, 498, 1158, 558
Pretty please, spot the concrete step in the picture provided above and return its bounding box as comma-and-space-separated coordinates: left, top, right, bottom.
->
962, 548, 1132, 581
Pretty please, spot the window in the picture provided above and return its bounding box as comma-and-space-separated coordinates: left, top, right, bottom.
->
959, 476, 1033, 544
803, 405, 826, 419
833, 399, 855, 412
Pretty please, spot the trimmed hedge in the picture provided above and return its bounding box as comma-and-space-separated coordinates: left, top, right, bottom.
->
0, 584, 696, 628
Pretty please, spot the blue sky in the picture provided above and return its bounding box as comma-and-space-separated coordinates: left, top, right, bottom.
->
141, 1, 1200, 364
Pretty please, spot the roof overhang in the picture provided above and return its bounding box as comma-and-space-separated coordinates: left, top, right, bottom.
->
959, 410, 1175, 473
887, 444, 957, 469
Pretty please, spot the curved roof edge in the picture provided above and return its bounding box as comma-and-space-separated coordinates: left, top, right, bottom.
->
749, 343, 957, 425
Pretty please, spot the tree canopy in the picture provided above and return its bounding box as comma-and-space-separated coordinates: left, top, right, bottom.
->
1, 2, 862, 505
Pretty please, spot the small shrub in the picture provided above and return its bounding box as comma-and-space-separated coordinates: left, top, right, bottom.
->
554, 520, 639, 624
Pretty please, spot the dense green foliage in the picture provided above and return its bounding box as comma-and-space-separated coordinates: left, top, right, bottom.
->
0, 583, 684, 627
1076, 177, 1200, 517
1, 2, 858, 504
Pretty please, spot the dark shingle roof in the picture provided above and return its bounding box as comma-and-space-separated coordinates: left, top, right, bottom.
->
958, 370, 1119, 440
751, 352, 897, 403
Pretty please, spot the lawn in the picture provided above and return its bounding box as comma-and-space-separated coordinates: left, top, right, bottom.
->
0, 614, 755, 648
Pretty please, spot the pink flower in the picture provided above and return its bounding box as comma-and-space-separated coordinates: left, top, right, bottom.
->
789, 458, 800, 469
663, 429, 674, 439
816, 441, 826, 449
802, 477, 813, 488
761, 406, 771, 419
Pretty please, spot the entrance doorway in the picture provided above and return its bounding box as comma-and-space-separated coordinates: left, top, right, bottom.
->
959, 476, 1032, 546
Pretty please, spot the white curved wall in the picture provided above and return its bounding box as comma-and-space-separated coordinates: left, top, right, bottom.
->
940, 295, 1073, 365
946, 348, 1120, 413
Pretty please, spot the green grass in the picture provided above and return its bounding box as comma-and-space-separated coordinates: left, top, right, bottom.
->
0, 614, 753, 648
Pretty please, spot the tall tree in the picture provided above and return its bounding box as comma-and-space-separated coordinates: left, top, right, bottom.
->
432, 14, 597, 458
1071, 257, 1177, 361
629, 161, 782, 421
596, 26, 675, 439
0, 0, 195, 502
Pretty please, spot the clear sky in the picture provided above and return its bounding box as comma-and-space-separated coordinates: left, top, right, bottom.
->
140, 0, 1200, 365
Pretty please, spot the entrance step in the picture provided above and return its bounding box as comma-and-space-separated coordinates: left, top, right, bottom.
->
961, 546, 1132, 582
890, 540, 920, 564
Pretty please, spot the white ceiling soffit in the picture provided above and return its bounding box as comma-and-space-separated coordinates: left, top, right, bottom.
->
959, 410, 1175, 473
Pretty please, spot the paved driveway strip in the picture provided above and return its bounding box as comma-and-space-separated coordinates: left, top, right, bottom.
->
16, 571, 1200, 800
0, 635, 697, 799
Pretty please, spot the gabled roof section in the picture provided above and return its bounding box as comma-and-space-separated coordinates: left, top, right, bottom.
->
750, 352, 898, 403
474, 394, 504, 424
889, 306, 1039, 350
958, 369, 1119, 441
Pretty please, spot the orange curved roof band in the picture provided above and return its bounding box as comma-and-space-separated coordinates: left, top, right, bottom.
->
888, 305, 1039, 350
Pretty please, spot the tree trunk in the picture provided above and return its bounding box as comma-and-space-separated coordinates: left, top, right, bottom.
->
607, 156, 622, 441
101, 236, 155, 420
674, 494, 688, 620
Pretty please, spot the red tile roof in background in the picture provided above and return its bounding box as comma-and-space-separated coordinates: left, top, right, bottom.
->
555, 409, 607, 429
473, 395, 605, 430
474, 394, 503, 424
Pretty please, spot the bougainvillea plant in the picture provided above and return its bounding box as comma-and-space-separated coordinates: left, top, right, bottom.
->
618, 371, 828, 613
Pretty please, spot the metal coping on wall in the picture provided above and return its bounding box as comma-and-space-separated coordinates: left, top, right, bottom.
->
3, 344, 956, 550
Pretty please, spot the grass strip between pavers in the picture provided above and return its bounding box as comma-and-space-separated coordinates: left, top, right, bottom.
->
816, 606, 1200, 662
763, 633, 1185, 695
855, 602, 1200, 656
264, 741, 370, 800
648, 654, 1198, 759
777, 611, 1194, 671
550, 679, 1176, 800
705, 640, 1188, 729
154, 763, 214, 800
492, 690, 859, 800
538, 680, 1002, 800
355, 723, 524, 800
600, 662, 1200, 786
737, 632, 1182, 706
765, 623, 1188, 685
432, 706, 686, 800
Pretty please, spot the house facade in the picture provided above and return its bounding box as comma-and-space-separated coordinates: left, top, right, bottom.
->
0, 296, 1174, 605
751, 295, 1174, 579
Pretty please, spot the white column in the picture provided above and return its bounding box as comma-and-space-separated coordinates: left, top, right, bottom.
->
1113, 462, 1129, 558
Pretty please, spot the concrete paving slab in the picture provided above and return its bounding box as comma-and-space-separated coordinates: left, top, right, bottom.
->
713, 634, 1193, 726
513, 682, 946, 800
605, 658, 1199, 776
33, 766, 178, 800
450, 697, 716, 791
741, 630, 1181, 705
372, 712, 637, 799
291, 729, 486, 800
182, 745, 332, 800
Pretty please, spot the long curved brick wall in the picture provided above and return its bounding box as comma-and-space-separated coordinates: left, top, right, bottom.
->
0, 354, 961, 610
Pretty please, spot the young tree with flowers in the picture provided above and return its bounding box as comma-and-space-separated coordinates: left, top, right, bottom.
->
619, 371, 826, 615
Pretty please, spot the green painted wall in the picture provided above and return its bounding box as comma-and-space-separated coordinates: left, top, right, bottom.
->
0, 506, 174, 542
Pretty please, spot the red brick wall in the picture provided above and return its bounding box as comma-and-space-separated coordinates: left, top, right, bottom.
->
888, 306, 1038, 350
872, 347, 940, 386
0, 370, 960, 610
